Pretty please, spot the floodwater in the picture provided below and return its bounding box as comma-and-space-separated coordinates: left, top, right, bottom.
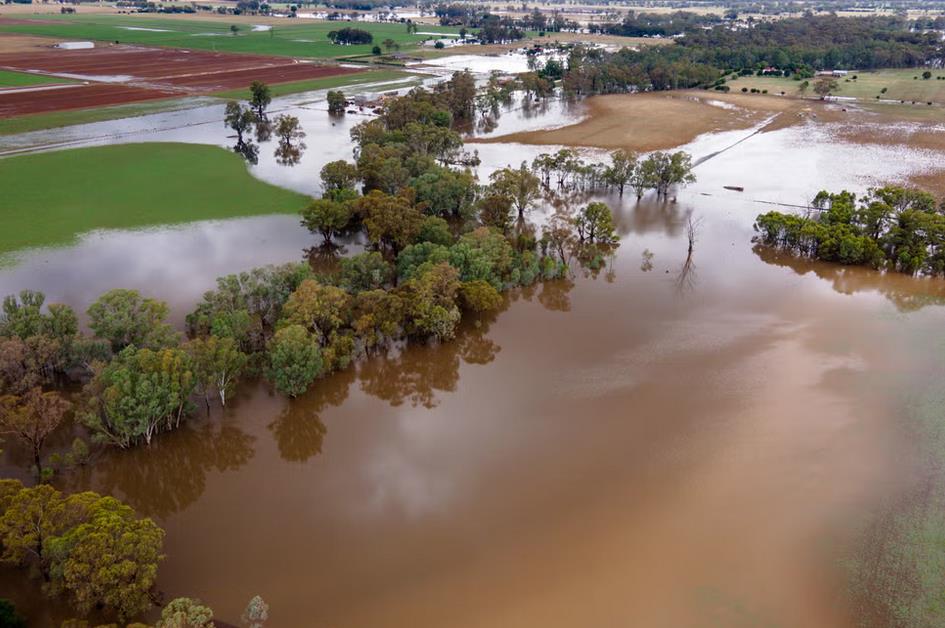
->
2, 86, 945, 627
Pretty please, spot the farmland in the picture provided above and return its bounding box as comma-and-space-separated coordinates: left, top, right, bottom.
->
0, 142, 310, 255
724, 68, 945, 105
0, 68, 72, 87
0, 14, 457, 59
0, 45, 360, 117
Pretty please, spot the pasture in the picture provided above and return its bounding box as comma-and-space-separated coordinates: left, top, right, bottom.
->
725, 68, 945, 105
0, 142, 310, 255
0, 15, 457, 58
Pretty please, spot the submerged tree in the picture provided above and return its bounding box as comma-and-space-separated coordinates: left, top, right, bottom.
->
86, 289, 177, 353
242, 595, 270, 628
327, 90, 346, 115
490, 163, 541, 219
185, 336, 248, 410
224, 101, 259, 164
300, 199, 351, 244
157, 597, 215, 628
267, 325, 323, 397
273, 114, 306, 166
249, 81, 272, 122
0, 388, 71, 481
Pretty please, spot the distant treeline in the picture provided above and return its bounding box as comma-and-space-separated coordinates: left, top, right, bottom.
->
589, 10, 723, 37
564, 14, 944, 95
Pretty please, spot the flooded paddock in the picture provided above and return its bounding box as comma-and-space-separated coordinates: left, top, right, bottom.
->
1, 85, 945, 627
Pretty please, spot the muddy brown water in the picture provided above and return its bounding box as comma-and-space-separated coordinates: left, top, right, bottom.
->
2, 94, 945, 626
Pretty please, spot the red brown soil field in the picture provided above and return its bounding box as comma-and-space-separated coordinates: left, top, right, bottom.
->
0, 44, 360, 117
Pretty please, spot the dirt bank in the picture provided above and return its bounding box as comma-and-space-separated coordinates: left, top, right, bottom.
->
473, 90, 841, 153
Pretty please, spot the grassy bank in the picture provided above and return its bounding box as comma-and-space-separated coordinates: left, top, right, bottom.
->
0, 97, 216, 136
726, 68, 945, 105
0, 69, 72, 87
0, 142, 310, 256
212, 68, 419, 99
0, 15, 457, 58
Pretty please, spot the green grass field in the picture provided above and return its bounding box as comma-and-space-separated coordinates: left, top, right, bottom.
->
725, 68, 945, 105
0, 69, 73, 88
0, 142, 310, 255
0, 15, 458, 58
212, 67, 419, 98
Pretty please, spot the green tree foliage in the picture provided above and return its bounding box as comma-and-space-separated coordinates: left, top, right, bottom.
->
400, 262, 462, 341
339, 252, 393, 292
267, 325, 323, 397
638, 151, 696, 198
418, 216, 454, 246
46, 495, 164, 620
0, 388, 71, 481
326, 27, 373, 44
490, 163, 541, 219
356, 144, 411, 194
476, 193, 515, 234
569, 15, 942, 95
224, 101, 257, 162
753, 185, 945, 274
320, 160, 359, 195
574, 202, 619, 246
249, 81, 271, 121
412, 166, 477, 218
186, 263, 312, 353
81, 346, 195, 448
185, 336, 248, 408
813, 76, 838, 98
0, 483, 163, 621
281, 280, 351, 342
0, 291, 82, 386
604, 149, 637, 196
157, 597, 215, 628
356, 190, 424, 254
86, 289, 177, 353
241, 595, 269, 628
326, 90, 346, 115
300, 199, 350, 244
459, 280, 503, 312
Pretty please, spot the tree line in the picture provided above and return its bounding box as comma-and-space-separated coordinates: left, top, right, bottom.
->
563, 14, 944, 96
754, 185, 945, 275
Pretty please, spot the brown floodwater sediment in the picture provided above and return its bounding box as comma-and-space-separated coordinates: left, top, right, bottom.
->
4, 96, 945, 626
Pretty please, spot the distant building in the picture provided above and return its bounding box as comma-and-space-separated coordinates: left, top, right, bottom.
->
57, 41, 94, 50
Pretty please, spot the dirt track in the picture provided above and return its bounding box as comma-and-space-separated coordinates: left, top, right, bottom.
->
0, 44, 359, 117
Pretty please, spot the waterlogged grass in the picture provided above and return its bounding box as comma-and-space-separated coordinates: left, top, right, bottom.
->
212, 68, 419, 99
725, 68, 945, 105
0, 15, 459, 58
0, 143, 310, 256
0, 97, 211, 136
0, 69, 72, 87
848, 363, 945, 628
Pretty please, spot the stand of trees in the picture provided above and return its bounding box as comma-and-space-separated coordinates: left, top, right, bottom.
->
327, 27, 373, 45
754, 185, 945, 275
564, 14, 944, 96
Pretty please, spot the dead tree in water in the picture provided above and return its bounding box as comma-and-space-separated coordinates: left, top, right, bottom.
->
686, 215, 702, 255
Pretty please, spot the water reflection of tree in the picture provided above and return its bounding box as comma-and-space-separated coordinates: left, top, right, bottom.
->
268, 367, 354, 463
358, 313, 501, 408
71, 420, 255, 518
753, 244, 945, 312
304, 243, 346, 275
